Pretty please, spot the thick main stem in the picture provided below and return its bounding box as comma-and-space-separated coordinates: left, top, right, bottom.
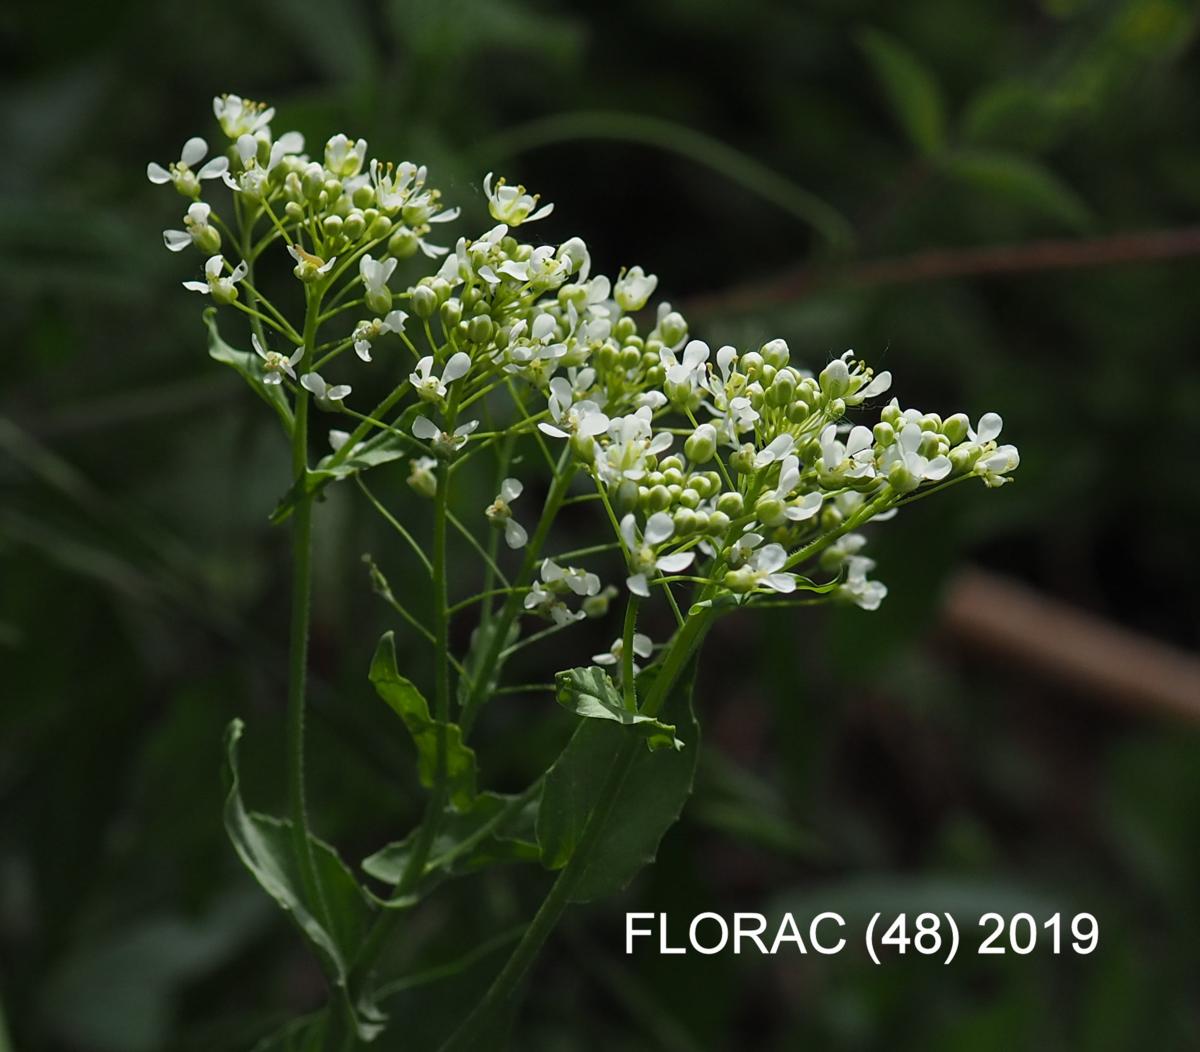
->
438, 609, 715, 1051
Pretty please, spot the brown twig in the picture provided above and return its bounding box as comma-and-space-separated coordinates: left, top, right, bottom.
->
689, 226, 1200, 316
941, 567, 1200, 723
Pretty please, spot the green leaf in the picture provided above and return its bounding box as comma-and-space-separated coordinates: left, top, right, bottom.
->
369, 632, 478, 810
961, 80, 1072, 153
203, 308, 293, 433
455, 616, 520, 713
269, 405, 422, 525
223, 720, 383, 1040
943, 149, 1093, 230
554, 665, 682, 752
537, 662, 700, 902
362, 790, 538, 890
857, 28, 947, 156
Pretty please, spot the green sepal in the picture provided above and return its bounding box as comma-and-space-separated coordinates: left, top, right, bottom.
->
362, 790, 539, 895
554, 665, 682, 752
204, 308, 293, 433
369, 632, 478, 810
536, 661, 701, 902
223, 720, 384, 1041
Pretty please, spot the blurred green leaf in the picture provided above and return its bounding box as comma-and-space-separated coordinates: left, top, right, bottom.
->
537, 663, 699, 902
204, 308, 293, 433
362, 789, 539, 890
223, 720, 382, 1038
942, 149, 1093, 230
369, 631, 478, 809
554, 665, 683, 751
857, 28, 947, 156
961, 80, 1073, 153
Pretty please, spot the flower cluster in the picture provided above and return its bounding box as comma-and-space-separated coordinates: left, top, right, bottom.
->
155, 94, 1018, 631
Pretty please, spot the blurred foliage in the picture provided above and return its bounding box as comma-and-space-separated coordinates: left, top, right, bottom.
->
3, 0, 1200, 1048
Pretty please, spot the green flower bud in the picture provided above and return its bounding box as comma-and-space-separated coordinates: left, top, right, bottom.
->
942, 413, 970, 445
613, 316, 637, 342
730, 443, 756, 473
343, 212, 366, 240
886, 461, 921, 494
569, 432, 596, 462
678, 487, 701, 509
647, 484, 672, 511
828, 397, 846, 418
761, 337, 790, 369
754, 495, 786, 527
582, 585, 618, 619
366, 287, 393, 314
440, 298, 463, 328
595, 343, 618, 369
368, 215, 393, 240
407, 458, 437, 498
707, 510, 731, 535
468, 315, 493, 344
741, 351, 764, 378
723, 568, 756, 594
673, 508, 697, 534
619, 346, 641, 369
950, 444, 980, 473
644, 365, 666, 387
430, 278, 451, 305
660, 455, 683, 472
819, 358, 850, 398
658, 311, 688, 347
411, 285, 438, 319
919, 413, 942, 431
684, 424, 717, 464
692, 510, 710, 533
352, 184, 375, 209
716, 491, 744, 516
194, 225, 221, 255
284, 201, 305, 222
615, 479, 640, 517
388, 225, 420, 259
873, 421, 896, 447
662, 467, 684, 487
666, 483, 683, 502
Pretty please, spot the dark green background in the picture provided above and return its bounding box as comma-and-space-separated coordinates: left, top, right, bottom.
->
3, 0, 1199, 1048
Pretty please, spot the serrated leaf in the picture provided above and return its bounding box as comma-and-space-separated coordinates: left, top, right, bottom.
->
943, 149, 1093, 230
362, 790, 538, 891
554, 665, 682, 751
857, 28, 947, 155
369, 632, 478, 810
204, 308, 293, 432
223, 720, 383, 1040
537, 661, 700, 902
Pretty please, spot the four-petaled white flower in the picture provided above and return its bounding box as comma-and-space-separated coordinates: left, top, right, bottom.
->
360, 254, 398, 300
410, 352, 471, 403
818, 423, 875, 479
182, 254, 247, 301
880, 422, 952, 493
147, 137, 228, 197
485, 478, 528, 549
287, 244, 336, 282
300, 372, 351, 405
593, 632, 653, 682
353, 310, 408, 362
754, 433, 795, 470
661, 339, 710, 395
324, 134, 368, 178
619, 513, 695, 597
770, 455, 823, 522
838, 555, 888, 610
483, 173, 554, 226
253, 334, 302, 385
614, 266, 658, 312
597, 408, 673, 484
538, 377, 609, 441
413, 415, 479, 456
744, 542, 798, 594
221, 134, 289, 197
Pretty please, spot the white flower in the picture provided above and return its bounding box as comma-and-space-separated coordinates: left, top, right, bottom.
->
771, 455, 823, 522
300, 372, 351, 405
407, 456, 438, 498
253, 334, 302, 385
975, 444, 1020, 487
213, 94, 275, 139
542, 558, 600, 597
614, 266, 658, 312
969, 412, 1004, 444
837, 555, 888, 611
620, 513, 695, 597
593, 632, 653, 682
410, 352, 471, 403
182, 254, 247, 301
818, 423, 875, 479
848, 369, 892, 404
412, 415, 479, 456
324, 134, 368, 178
880, 422, 952, 493
163, 202, 218, 253
352, 310, 407, 362
146, 137, 228, 196
557, 236, 591, 281
754, 433, 796, 470
483, 172, 554, 226
661, 339, 710, 394
221, 133, 288, 197
287, 244, 337, 282
745, 543, 797, 594
485, 477, 528, 549
538, 377, 610, 440
597, 408, 673, 484
498, 245, 569, 287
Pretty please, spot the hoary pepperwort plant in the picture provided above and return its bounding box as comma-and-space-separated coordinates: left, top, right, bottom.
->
152, 95, 1019, 1047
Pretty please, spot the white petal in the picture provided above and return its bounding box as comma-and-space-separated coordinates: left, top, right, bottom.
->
300, 373, 325, 397
197, 156, 229, 179
626, 573, 650, 598
442, 351, 471, 383
655, 552, 694, 573
538, 422, 570, 439
163, 229, 191, 251
755, 543, 787, 574
146, 162, 171, 184
763, 573, 797, 594
500, 477, 523, 502
252, 334, 268, 360
413, 416, 440, 440
924, 455, 952, 480
505, 519, 528, 549
181, 281, 210, 293
644, 512, 675, 545
976, 412, 1003, 443
180, 136, 207, 166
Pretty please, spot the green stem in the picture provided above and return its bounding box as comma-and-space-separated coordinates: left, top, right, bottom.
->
621, 597, 639, 709
438, 609, 715, 1051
